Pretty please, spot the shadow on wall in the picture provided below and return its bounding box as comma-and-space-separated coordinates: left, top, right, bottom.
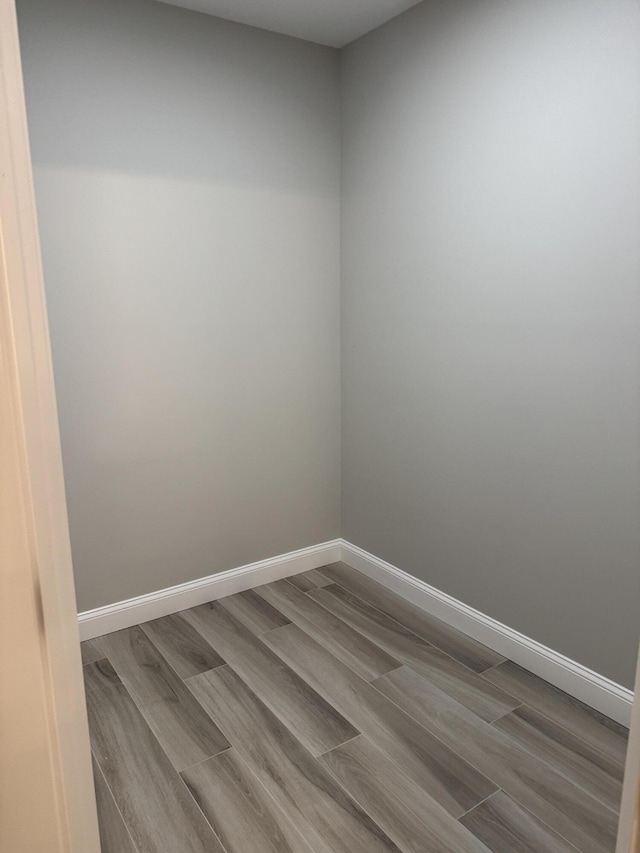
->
20, 0, 339, 194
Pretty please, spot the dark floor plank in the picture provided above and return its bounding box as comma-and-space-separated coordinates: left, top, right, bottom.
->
263, 623, 497, 818
288, 569, 334, 592
96, 626, 229, 770
256, 579, 400, 680
483, 661, 629, 768
310, 583, 519, 721
493, 705, 623, 812
92, 756, 138, 853
85, 660, 225, 853
141, 612, 225, 679
321, 735, 491, 853
460, 790, 579, 853
81, 638, 104, 666
182, 749, 316, 853
184, 601, 357, 755
374, 666, 618, 853
321, 562, 505, 672
219, 588, 290, 634
188, 665, 401, 853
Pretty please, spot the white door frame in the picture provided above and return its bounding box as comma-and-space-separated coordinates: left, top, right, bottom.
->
618, 650, 640, 852
0, 0, 100, 849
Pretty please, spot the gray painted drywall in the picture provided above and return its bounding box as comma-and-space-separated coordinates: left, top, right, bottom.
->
17, 0, 341, 612
341, 0, 640, 687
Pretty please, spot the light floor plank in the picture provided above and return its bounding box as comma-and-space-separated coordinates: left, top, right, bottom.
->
85, 660, 225, 853
320, 562, 505, 672
483, 661, 629, 768
219, 588, 290, 634
459, 790, 580, 853
95, 626, 229, 770
310, 582, 519, 721
182, 748, 316, 853
81, 638, 105, 666
493, 705, 623, 812
321, 734, 491, 853
288, 569, 334, 592
374, 665, 618, 853
257, 579, 400, 680
141, 612, 225, 679
184, 601, 357, 755
92, 756, 138, 853
263, 623, 497, 818
188, 665, 401, 853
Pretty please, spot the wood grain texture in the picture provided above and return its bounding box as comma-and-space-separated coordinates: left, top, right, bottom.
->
263, 623, 497, 817
320, 563, 505, 672
483, 661, 629, 768
320, 735, 491, 853
140, 612, 225, 678
310, 582, 519, 721
287, 569, 334, 592
184, 601, 357, 755
374, 666, 619, 853
219, 588, 291, 634
81, 639, 105, 666
493, 704, 623, 812
182, 749, 316, 853
460, 790, 580, 853
85, 660, 225, 853
188, 665, 401, 853
257, 579, 400, 680
84, 566, 628, 853
92, 757, 138, 853
96, 626, 229, 770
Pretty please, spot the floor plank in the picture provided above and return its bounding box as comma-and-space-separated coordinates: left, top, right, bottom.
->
141, 612, 225, 679
256, 579, 400, 680
483, 661, 629, 768
84, 565, 628, 853
459, 790, 579, 853
188, 665, 402, 853
320, 735, 491, 853
92, 756, 138, 853
288, 569, 334, 592
81, 638, 105, 666
493, 705, 623, 812
85, 660, 225, 853
184, 601, 357, 755
95, 626, 229, 770
182, 748, 316, 853
310, 582, 519, 721
320, 563, 505, 672
263, 623, 497, 818
219, 588, 290, 634
374, 666, 618, 853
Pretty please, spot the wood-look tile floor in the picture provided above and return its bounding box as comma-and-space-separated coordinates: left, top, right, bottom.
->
82, 562, 629, 853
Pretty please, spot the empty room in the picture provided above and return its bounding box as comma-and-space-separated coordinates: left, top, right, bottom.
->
2, 0, 640, 850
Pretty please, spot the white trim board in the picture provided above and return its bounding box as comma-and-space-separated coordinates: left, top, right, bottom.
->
340, 540, 633, 727
78, 539, 341, 641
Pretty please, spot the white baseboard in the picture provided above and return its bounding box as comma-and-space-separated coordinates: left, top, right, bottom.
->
77, 539, 341, 641
76, 534, 633, 727
340, 540, 633, 727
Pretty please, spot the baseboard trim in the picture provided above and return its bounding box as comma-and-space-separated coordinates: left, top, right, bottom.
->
340, 540, 633, 727
77, 539, 342, 641
77, 535, 633, 726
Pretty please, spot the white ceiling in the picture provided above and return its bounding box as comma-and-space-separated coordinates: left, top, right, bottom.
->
157, 0, 423, 48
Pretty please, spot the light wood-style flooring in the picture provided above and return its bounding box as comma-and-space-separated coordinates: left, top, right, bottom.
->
82, 562, 628, 853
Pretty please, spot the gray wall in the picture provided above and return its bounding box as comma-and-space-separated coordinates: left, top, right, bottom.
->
18, 0, 341, 612
341, 0, 640, 686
